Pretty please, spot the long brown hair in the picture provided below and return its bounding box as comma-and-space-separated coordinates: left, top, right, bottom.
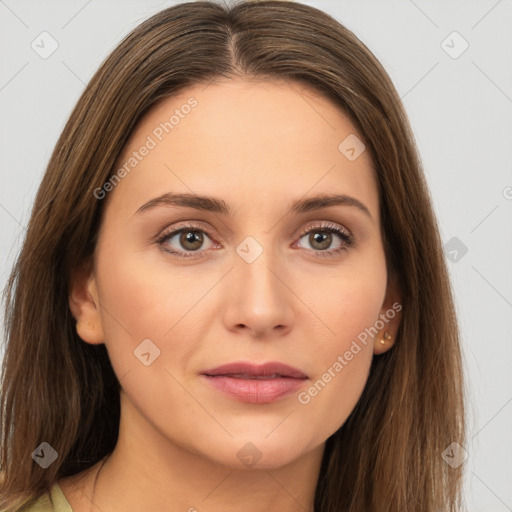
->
1, 1, 465, 510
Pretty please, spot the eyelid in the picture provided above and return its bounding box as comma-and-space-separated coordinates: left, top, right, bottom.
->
158, 220, 217, 238
155, 221, 220, 256
295, 220, 351, 240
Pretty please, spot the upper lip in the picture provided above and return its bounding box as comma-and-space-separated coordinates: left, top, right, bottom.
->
202, 362, 308, 379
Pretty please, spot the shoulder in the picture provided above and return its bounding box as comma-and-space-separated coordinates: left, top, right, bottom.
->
17, 483, 73, 512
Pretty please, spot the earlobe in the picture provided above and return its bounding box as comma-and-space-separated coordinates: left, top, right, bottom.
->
69, 266, 105, 345
373, 329, 395, 355
76, 317, 105, 345
373, 277, 402, 355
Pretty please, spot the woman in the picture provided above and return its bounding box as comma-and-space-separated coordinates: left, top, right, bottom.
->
0, 1, 466, 510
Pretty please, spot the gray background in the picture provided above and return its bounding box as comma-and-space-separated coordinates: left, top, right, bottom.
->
1, 0, 511, 510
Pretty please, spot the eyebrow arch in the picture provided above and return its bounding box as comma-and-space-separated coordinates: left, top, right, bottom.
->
289, 193, 373, 221
134, 192, 373, 221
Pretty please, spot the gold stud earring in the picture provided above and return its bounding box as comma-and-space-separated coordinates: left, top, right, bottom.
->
380, 331, 392, 345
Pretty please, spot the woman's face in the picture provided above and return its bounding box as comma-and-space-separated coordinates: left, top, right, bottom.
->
73, 78, 400, 469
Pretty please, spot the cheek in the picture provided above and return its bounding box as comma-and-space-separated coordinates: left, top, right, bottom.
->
295, 250, 387, 359
293, 256, 387, 436
94, 246, 221, 375
93, 251, 213, 428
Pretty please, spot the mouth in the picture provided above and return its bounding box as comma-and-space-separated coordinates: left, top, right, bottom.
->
202, 361, 308, 379
207, 373, 297, 380
201, 362, 308, 404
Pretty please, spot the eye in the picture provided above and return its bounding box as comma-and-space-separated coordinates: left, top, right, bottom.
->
295, 222, 354, 257
156, 222, 218, 258
155, 220, 354, 259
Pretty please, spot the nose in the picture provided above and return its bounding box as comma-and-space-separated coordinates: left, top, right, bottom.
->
222, 247, 295, 338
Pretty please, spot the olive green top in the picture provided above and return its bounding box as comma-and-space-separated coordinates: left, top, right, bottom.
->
17, 483, 72, 512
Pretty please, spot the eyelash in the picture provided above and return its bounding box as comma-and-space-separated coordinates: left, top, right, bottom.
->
155, 221, 354, 259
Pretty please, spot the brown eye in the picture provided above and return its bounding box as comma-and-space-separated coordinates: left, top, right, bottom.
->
308, 231, 333, 251
296, 223, 354, 258
157, 224, 217, 258
179, 230, 204, 251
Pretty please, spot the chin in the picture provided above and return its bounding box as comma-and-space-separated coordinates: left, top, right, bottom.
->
197, 434, 318, 471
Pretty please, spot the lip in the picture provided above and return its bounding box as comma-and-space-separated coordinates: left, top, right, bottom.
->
201, 362, 308, 404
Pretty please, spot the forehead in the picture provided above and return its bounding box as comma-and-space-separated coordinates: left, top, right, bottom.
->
106, 78, 378, 219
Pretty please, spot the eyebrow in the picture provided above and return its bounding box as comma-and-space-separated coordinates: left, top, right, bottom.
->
134, 192, 373, 221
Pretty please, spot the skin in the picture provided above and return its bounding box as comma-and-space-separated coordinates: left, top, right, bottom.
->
61, 78, 402, 512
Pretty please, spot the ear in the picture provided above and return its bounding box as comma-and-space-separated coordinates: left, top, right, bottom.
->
373, 275, 402, 355
69, 263, 105, 345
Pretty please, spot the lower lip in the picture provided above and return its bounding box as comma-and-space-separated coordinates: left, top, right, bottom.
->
202, 375, 307, 404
